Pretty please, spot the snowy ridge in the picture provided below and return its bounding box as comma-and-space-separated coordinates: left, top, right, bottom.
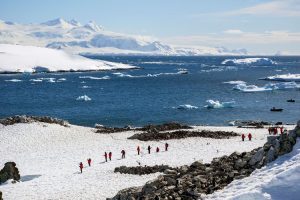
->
0, 44, 136, 73
0, 18, 248, 56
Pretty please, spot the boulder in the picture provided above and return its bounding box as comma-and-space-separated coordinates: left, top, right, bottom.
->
249, 148, 265, 166
0, 162, 20, 184
235, 159, 247, 169
266, 147, 276, 163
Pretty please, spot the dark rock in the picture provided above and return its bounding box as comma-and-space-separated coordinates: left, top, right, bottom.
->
0, 191, 2, 200
128, 130, 239, 141
0, 115, 69, 127
0, 162, 20, 184
114, 165, 174, 175
138, 122, 192, 132
249, 148, 265, 166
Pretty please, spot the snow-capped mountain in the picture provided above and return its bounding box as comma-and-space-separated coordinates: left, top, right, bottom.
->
0, 18, 248, 56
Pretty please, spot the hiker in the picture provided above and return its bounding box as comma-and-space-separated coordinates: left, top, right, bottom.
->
121, 150, 125, 159
280, 126, 284, 134
241, 134, 245, 141
274, 128, 278, 135
248, 133, 252, 141
104, 152, 108, 162
87, 158, 91, 166
268, 127, 271, 134
79, 162, 83, 173
165, 143, 169, 151
148, 145, 151, 154
156, 147, 160, 153
109, 152, 112, 161
137, 146, 140, 155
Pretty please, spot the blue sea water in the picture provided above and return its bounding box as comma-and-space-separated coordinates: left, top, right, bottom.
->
0, 56, 300, 127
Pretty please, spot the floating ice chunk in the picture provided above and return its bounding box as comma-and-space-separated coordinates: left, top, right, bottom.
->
79, 75, 110, 80
81, 86, 91, 89
233, 82, 300, 92
222, 58, 277, 66
76, 95, 91, 101
177, 104, 198, 110
5, 79, 23, 82
57, 78, 66, 81
223, 80, 246, 85
261, 74, 300, 82
205, 100, 235, 109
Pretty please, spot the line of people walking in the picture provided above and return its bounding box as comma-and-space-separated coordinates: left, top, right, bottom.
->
241, 133, 252, 141
268, 126, 286, 135
79, 143, 169, 173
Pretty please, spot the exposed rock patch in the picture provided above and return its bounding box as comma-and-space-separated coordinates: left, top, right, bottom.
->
128, 130, 239, 141
230, 120, 270, 128
114, 165, 175, 175
137, 122, 192, 132
0, 162, 20, 185
95, 125, 133, 134
0, 115, 69, 127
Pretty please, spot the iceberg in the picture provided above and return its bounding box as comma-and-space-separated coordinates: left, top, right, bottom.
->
233, 82, 300, 92
79, 75, 110, 80
222, 58, 277, 66
76, 95, 91, 101
4, 79, 23, 82
223, 80, 246, 85
205, 100, 235, 109
261, 74, 300, 82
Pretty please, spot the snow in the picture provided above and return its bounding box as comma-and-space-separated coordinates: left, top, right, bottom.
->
262, 74, 300, 82
0, 44, 136, 73
0, 18, 248, 56
222, 58, 277, 66
0, 122, 295, 199
205, 100, 235, 109
205, 138, 300, 200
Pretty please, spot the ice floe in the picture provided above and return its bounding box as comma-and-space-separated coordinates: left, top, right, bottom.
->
205, 100, 235, 109
76, 95, 92, 101
176, 104, 199, 110
4, 79, 23, 82
222, 58, 277, 66
261, 74, 300, 82
233, 82, 300, 92
79, 75, 110, 80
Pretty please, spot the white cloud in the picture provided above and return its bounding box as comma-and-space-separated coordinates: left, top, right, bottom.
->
227, 0, 300, 17
224, 29, 243, 34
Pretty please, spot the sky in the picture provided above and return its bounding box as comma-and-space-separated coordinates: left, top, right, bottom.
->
0, 0, 300, 54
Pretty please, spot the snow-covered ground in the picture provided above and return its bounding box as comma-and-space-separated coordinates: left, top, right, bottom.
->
205, 138, 300, 200
0, 44, 136, 73
0, 18, 247, 56
0, 122, 295, 199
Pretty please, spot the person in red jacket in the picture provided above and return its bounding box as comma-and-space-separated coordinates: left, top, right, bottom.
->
121, 150, 126, 159
79, 162, 83, 173
104, 152, 108, 162
248, 133, 252, 141
165, 143, 169, 151
87, 158, 91, 167
274, 128, 278, 135
137, 146, 140, 155
241, 134, 245, 141
148, 145, 151, 154
156, 147, 160, 153
280, 126, 284, 134
109, 152, 112, 161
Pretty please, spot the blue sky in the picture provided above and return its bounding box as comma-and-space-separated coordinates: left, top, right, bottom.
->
1, 0, 300, 54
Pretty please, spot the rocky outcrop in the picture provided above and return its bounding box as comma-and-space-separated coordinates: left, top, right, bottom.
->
114, 165, 175, 175
0, 191, 2, 200
109, 125, 300, 199
230, 120, 270, 128
138, 122, 192, 132
0, 115, 69, 127
128, 130, 239, 141
0, 162, 20, 184
95, 125, 133, 134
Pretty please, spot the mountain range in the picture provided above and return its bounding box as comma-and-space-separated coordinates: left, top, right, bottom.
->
0, 18, 248, 56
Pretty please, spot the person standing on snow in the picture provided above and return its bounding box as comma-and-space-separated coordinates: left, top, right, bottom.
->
248, 133, 252, 141
156, 147, 160, 153
109, 152, 112, 161
121, 150, 126, 159
104, 152, 108, 162
148, 145, 151, 154
241, 134, 245, 141
79, 162, 83, 173
137, 146, 140, 155
87, 158, 92, 166
280, 126, 284, 134
165, 143, 169, 151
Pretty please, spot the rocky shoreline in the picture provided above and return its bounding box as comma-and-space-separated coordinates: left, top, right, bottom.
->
0, 115, 69, 127
109, 121, 300, 200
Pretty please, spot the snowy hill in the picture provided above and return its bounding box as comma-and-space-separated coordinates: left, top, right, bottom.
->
0, 44, 136, 73
0, 18, 248, 56
0, 122, 296, 199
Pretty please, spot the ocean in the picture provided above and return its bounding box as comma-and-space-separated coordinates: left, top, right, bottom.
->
0, 56, 299, 127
